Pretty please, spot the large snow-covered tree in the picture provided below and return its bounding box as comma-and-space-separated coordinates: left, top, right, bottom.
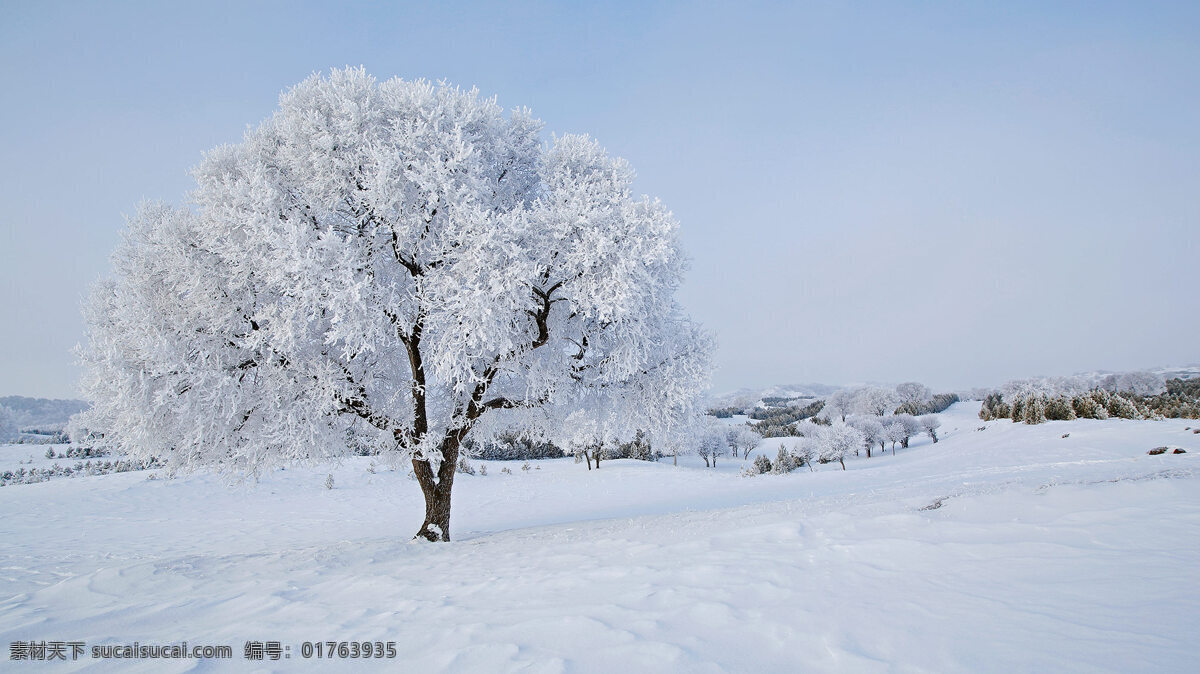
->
76, 69, 712, 541
818, 421, 863, 471
725, 425, 759, 459
853, 386, 899, 417
822, 389, 855, 422
895, 382, 932, 406
848, 415, 884, 458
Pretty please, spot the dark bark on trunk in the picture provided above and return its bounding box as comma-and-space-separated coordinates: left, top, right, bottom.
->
412, 435, 460, 542
839, 457, 846, 471
702, 455, 710, 467
866, 447, 872, 458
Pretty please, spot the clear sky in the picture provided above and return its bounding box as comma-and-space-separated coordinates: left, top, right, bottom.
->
1, 0, 1197, 399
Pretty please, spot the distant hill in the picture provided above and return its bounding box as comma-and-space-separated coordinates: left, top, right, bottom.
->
708, 383, 841, 410
0, 396, 89, 430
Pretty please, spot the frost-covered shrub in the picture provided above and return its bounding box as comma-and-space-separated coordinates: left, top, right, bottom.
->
521, 462, 531, 472
467, 433, 566, 461
1106, 393, 1139, 419
1, 457, 163, 487
752, 454, 772, 475
65, 445, 106, 459
1044, 397, 1076, 421
478, 464, 487, 476
1021, 395, 1047, 425
770, 446, 800, 474
456, 457, 476, 475
324, 474, 335, 490
616, 430, 659, 461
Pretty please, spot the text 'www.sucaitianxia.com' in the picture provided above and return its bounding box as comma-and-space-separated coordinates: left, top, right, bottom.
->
9, 641, 234, 661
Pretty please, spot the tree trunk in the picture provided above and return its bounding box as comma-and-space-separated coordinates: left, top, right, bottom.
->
412, 436, 460, 542
866, 447, 872, 458
594, 451, 601, 469
839, 457, 845, 471
702, 455, 709, 467
585, 452, 592, 470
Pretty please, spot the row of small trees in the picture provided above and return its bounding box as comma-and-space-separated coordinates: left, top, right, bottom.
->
742, 413, 941, 475
821, 382, 951, 422
979, 378, 1200, 423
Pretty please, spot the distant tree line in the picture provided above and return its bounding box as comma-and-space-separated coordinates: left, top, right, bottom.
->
979, 378, 1200, 424
894, 393, 960, 416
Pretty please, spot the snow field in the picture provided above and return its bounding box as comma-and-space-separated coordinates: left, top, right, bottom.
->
1, 402, 1198, 672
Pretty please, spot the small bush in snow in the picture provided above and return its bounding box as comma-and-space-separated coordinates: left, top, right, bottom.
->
770, 446, 800, 474
752, 454, 772, 475
501, 467, 513, 475
324, 474, 335, 490
479, 464, 487, 476
1, 457, 163, 487
521, 462, 531, 472
456, 457, 476, 475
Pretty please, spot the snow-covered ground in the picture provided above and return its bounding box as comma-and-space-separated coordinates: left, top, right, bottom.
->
2, 402, 1198, 672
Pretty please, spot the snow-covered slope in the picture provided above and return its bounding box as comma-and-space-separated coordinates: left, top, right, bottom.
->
1, 403, 1198, 672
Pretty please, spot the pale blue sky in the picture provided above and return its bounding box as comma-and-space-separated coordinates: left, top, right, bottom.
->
2, 1, 1197, 399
